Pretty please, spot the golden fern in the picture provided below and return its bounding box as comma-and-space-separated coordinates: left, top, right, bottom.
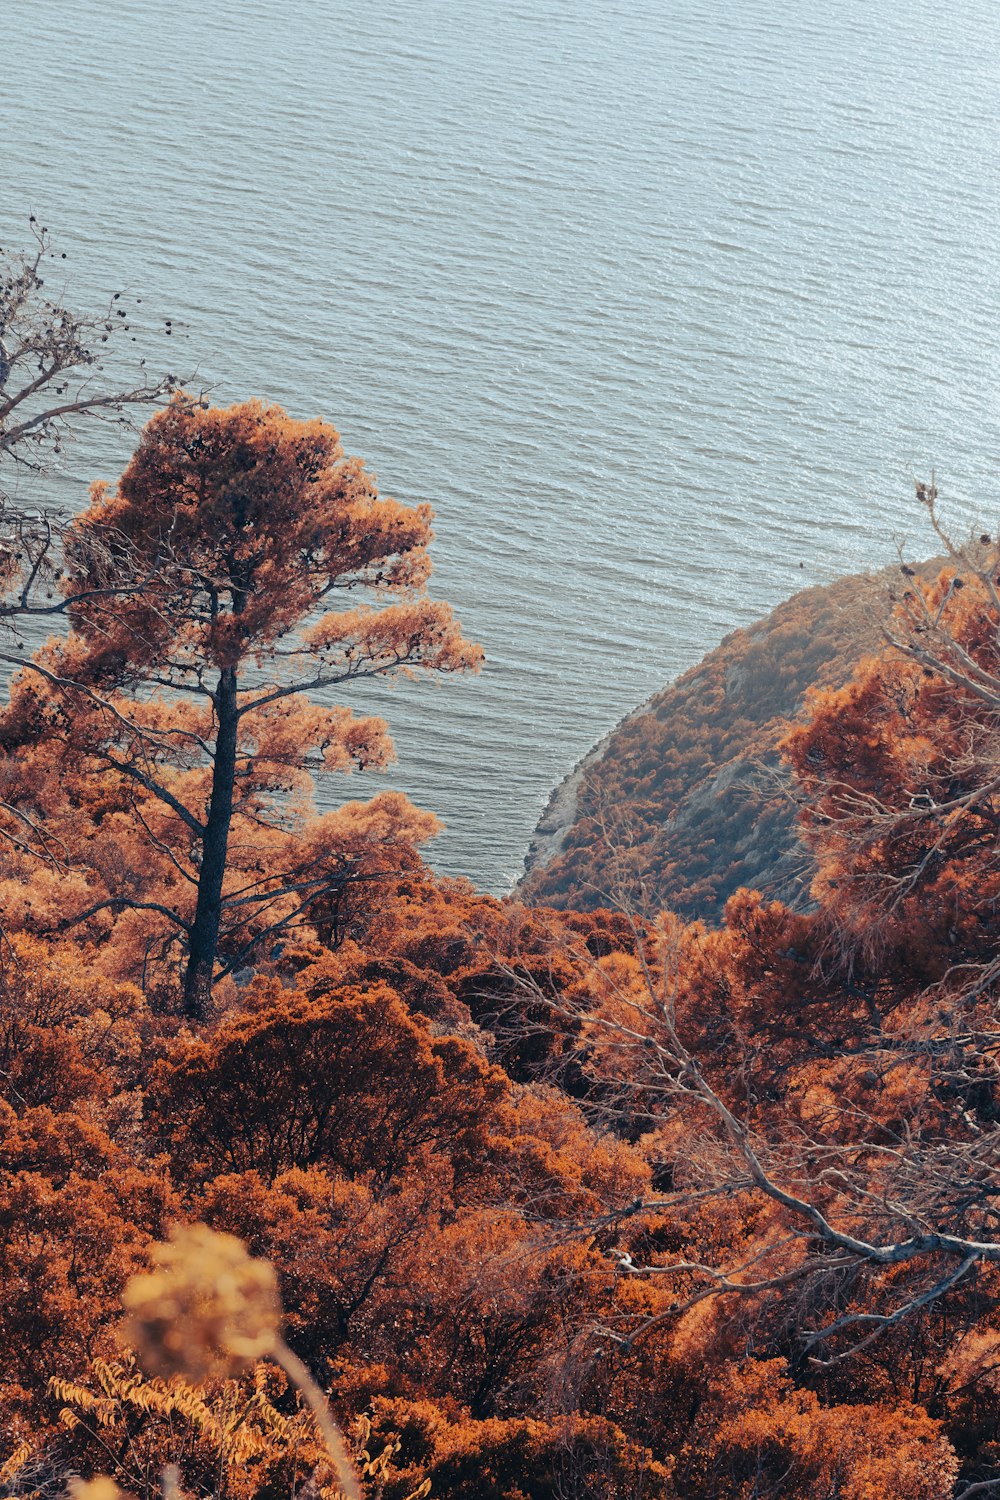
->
0, 1440, 31, 1484
46, 1357, 432, 1500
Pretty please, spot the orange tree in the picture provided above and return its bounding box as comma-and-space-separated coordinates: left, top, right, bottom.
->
0, 396, 481, 1014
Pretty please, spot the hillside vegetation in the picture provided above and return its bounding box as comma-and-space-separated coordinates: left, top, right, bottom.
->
519, 564, 936, 921
4, 252, 1000, 1498
0, 410, 995, 1495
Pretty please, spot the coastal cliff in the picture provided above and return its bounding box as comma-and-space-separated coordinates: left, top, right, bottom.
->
517, 564, 932, 923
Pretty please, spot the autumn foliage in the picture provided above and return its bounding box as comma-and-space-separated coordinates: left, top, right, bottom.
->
0, 397, 480, 1016
1, 414, 999, 1500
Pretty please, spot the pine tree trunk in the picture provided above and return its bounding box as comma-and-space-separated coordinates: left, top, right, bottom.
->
182, 666, 239, 1019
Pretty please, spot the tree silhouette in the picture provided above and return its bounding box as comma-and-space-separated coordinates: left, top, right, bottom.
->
0, 221, 180, 480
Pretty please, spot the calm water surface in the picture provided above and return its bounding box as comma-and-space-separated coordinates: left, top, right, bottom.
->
3, 0, 999, 890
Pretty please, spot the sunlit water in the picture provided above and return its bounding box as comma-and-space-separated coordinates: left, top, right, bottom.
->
3, 0, 999, 891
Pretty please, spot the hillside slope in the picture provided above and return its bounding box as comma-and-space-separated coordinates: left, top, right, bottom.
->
518, 565, 928, 923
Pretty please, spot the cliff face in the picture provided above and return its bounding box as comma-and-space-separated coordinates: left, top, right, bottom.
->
518, 566, 923, 924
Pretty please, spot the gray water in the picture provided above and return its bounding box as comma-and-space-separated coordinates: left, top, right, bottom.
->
3, 0, 999, 892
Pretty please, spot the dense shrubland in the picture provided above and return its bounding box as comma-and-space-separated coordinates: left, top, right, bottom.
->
5, 245, 1000, 1499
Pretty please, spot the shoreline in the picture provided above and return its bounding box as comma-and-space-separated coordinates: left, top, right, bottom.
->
515, 694, 657, 891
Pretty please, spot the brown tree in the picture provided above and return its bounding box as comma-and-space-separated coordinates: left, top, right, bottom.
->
0, 396, 482, 1014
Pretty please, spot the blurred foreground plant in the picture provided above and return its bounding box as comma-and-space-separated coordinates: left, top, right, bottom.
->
120, 1224, 361, 1500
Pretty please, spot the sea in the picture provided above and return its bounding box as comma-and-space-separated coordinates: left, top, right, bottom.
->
2, 0, 999, 893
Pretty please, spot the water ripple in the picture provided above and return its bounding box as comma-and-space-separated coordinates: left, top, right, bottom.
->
2, 0, 999, 892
